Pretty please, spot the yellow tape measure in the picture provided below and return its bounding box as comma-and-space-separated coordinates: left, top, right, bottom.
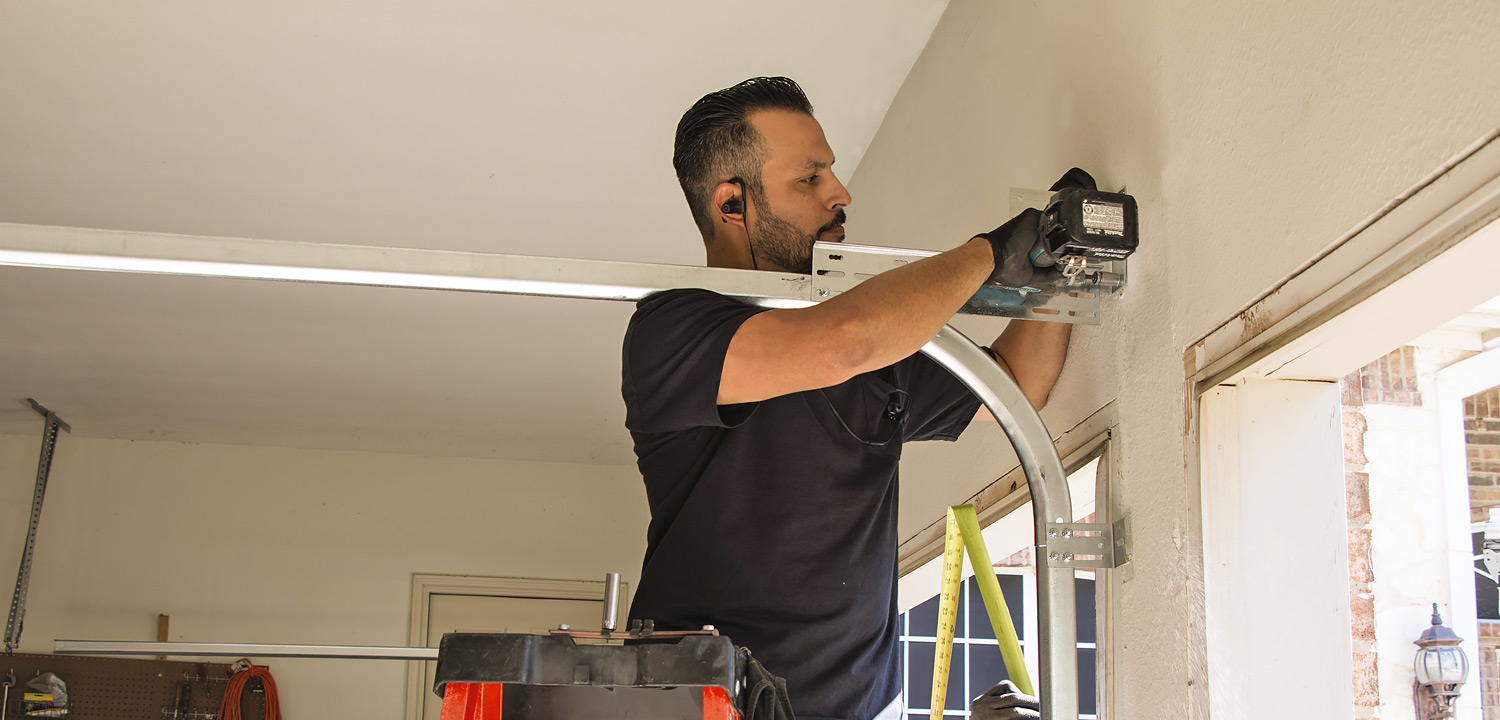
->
929, 505, 1031, 719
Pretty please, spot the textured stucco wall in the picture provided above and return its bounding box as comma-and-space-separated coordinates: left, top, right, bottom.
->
0, 434, 648, 720
849, 1, 1500, 717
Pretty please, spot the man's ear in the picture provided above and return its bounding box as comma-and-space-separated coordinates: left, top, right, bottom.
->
712, 181, 746, 227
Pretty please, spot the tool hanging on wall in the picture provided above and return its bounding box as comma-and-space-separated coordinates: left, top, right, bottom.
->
930, 505, 1031, 720
3, 399, 70, 653
218, 660, 281, 720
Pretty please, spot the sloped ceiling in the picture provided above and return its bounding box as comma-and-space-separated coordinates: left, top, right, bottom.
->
0, 1, 950, 464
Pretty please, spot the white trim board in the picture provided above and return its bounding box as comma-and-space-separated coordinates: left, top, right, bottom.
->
1189, 128, 1500, 391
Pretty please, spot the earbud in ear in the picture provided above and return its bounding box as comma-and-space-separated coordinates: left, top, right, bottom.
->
721, 177, 747, 217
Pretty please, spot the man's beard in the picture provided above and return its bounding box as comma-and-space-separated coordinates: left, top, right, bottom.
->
750, 207, 847, 274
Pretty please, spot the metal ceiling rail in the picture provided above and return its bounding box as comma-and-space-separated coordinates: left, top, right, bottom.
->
4, 221, 1080, 720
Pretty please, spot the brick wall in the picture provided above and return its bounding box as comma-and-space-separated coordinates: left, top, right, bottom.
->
1470, 388, 1500, 524
1341, 350, 1424, 717
1346, 347, 1424, 407
1342, 387, 1380, 717
1482, 620, 1500, 720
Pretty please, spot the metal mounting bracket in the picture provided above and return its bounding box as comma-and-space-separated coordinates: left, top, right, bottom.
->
1042, 518, 1129, 569
4, 399, 70, 653
810, 241, 1123, 325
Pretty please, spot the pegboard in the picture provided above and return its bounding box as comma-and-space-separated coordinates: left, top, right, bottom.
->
0, 653, 268, 719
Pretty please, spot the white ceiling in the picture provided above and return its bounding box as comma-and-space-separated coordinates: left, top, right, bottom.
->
0, 1, 951, 464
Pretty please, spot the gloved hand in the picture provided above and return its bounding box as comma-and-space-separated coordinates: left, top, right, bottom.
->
978, 207, 1044, 288
978, 167, 1100, 288
969, 679, 1040, 720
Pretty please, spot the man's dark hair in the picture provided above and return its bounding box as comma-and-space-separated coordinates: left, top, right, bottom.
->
673, 77, 815, 239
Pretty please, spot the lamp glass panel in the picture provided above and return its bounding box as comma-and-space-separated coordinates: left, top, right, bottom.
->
1444, 647, 1470, 684
1416, 649, 1437, 685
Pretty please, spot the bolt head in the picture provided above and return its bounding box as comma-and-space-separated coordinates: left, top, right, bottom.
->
559, 624, 571, 631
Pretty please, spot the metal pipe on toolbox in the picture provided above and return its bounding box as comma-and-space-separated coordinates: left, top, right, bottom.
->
602, 572, 621, 633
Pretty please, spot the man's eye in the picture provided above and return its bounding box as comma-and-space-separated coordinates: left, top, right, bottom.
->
803, 174, 819, 184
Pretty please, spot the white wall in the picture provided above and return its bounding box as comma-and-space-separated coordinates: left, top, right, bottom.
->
0, 433, 647, 720
850, 1, 1500, 717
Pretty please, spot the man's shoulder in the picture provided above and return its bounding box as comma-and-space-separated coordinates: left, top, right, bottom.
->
627, 288, 759, 336
633, 288, 741, 316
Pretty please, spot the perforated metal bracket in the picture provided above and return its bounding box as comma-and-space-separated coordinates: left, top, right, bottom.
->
5, 399, 70, 652
810, 241, 1111, 325
1041, 518, 1129, 569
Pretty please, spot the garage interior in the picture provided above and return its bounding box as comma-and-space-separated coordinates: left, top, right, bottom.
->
3, 1, 1500, 719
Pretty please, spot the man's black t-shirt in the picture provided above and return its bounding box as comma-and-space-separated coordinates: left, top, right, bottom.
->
621, 289, 982, 720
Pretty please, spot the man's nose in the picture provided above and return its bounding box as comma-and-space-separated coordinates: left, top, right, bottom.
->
827, 173, 852, 210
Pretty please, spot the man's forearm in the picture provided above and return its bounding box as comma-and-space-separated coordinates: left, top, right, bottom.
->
990, 319, 1071, 409
813, 236, 994, 376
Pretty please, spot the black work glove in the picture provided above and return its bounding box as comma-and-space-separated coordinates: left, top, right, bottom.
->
970, 680, 1040, 720
978, 167, 1101, 288
978, 207, 1044, 288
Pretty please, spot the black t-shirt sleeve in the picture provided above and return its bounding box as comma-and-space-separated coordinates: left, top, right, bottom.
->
622, 289, 769, 434
898, 351, 987, 443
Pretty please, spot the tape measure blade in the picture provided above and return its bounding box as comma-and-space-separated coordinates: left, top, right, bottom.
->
931, 507, 964, 720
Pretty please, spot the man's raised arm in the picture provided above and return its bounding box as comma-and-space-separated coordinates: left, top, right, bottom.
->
718, 237, 995, 405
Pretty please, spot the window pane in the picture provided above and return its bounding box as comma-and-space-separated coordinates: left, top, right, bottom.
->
969, 642, 1010, 689
1075, 577, 1096, 643
1078, 648, 1097, 716
968, 573, 1025, 640
908, 640, 934, 708
910, 594, 940, 637
944, 647, 967, 711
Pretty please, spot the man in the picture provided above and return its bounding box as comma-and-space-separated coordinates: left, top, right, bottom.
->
621, 77, 1070, 720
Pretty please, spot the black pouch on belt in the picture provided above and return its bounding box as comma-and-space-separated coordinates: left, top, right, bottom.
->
740, 648, 797, 720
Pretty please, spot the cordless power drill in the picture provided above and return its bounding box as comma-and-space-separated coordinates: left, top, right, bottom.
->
981, 168, 1139, 290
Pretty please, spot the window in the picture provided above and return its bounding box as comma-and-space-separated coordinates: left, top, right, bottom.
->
899, 571, 1097, 719
896, 435, 1113, 718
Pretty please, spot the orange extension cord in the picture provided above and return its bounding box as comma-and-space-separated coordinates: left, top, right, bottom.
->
217, 661, 283, 720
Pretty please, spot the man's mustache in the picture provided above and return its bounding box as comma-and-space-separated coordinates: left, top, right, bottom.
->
818, 209, 848, 234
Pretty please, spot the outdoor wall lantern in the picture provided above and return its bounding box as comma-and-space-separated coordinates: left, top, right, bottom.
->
1414, 604, 1469, 720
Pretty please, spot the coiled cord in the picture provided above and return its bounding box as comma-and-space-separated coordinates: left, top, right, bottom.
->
217, 661, 282, 720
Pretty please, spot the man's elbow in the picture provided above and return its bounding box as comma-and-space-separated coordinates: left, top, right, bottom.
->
820, 318, 877, 384
1027, 389, 1050, 412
